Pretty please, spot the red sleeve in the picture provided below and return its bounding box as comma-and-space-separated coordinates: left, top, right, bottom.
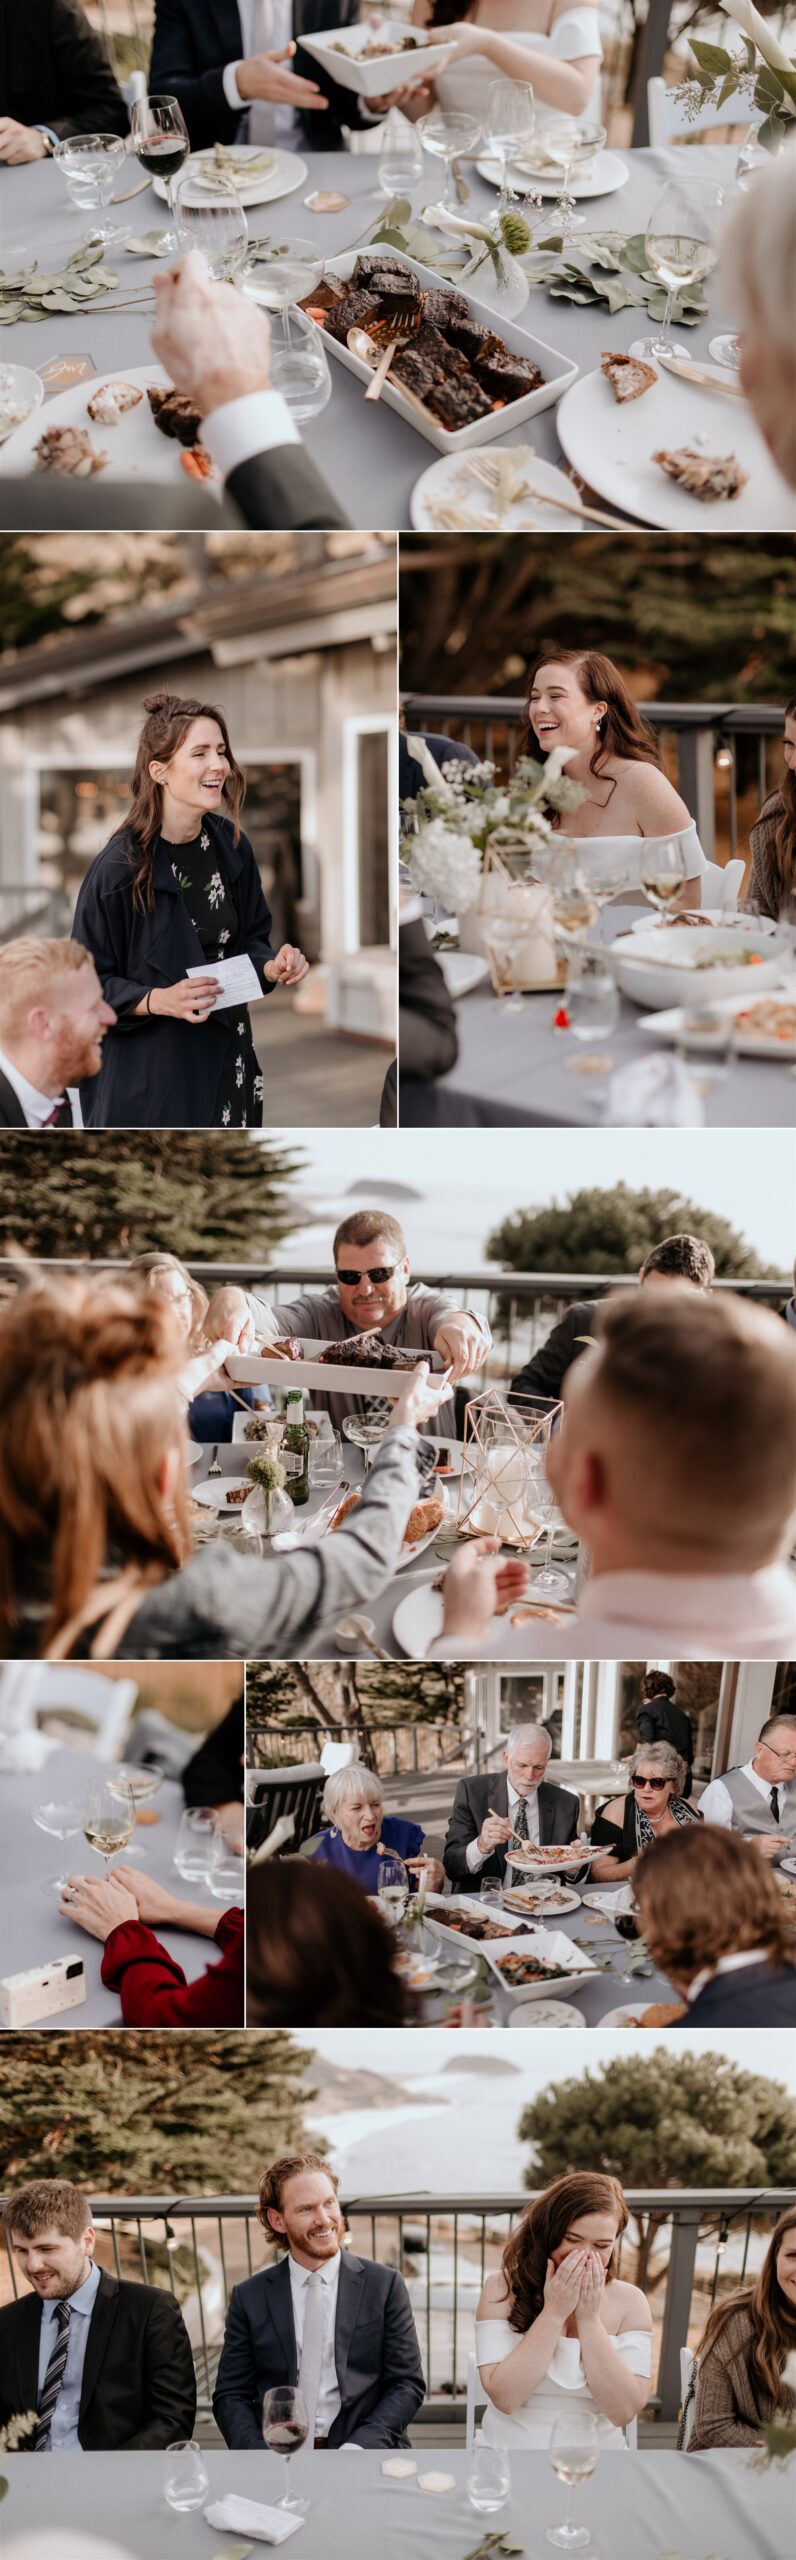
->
101, 1909, 244, 2026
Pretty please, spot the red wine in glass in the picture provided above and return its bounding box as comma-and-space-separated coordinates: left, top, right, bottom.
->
134, 133, 189, 184
263, 2421, 308, 2453
262, 2386, 310, 2511
130, 94, 190, 252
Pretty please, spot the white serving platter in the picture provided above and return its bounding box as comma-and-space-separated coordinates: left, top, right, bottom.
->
307, 249, 578, 452
507, 1842, 599, 1876
393, 1569, 574, 1657
555, 363, 796, 532
477, 147, 629, 201
579, 1886, 633, 1915
483, 1925, 597, 2004
410, 446, 589, 531
642, 985, 796, 1060
422, 1891, 533, 1955
0, 364, 221, 493
303, 20, 455, 97
227, 1339, 448, 1398
153, 145, 308, 207
607, 919, 784, 1011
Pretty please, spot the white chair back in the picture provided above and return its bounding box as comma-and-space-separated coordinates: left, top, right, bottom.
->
0, 1665, 137, 1759
647, 74, 752, 147
320, 1739, 358, 1774
680, 2345, 697, 2445
701, 855, 744, 910
465, 2348, 485, 2451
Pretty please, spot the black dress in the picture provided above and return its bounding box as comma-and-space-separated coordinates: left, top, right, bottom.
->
72, 812, 276, 1129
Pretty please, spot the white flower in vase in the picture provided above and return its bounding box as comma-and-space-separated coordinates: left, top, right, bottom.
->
407, 821, 483, 918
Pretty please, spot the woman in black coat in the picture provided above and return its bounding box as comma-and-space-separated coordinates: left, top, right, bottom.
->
71, 691, 308, 1127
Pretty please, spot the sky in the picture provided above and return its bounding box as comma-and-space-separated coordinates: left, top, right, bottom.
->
267, 1129, 794, 1274
300, 2025, 794, 2088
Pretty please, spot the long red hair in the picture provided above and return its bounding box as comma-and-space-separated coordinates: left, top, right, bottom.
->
516, 648, 661, 801
123, 693, 245, 913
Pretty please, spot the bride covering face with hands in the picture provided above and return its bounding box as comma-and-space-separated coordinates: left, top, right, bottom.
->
522, 650, 706, 909
476, 2172, 652, 2450
71, 692, 308, 1131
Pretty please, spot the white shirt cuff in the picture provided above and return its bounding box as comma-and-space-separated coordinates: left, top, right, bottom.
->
466, 1837, 487, 1872
202, 391, 301, 478
223, 60, 247, 110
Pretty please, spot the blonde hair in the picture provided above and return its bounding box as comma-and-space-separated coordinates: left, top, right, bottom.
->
130, 1252, 209, 1351
0, 939, 95, 1044
0, 1271, 193, 1655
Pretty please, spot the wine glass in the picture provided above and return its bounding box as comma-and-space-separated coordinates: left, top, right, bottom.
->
109, 1763, 162, 1808
675, 1002, 736, 1096
526, 1471, 572, 1599
484, 77, 535, 216
207, 1842, 246, 1903
563, 948, 619, 1070
640, 835, 689, 919
174, 167, 248, 278
376, 1850, 411, 1928
632, 174, 724, 362
54, 134, 130, 249
541, 118, 606, 241
378, 106, 424, 201
546, 2408, 600, 2548
575, 843, 632, 942
467, 2443, 512, 2512
244, 239, 332, 419
342, 1410, 391, 1473
32, 1799, 84, 1898
82, 1777, 135, 1881
130, 93, 190, 255
262, 2384, 310, 2511
173, 1806, 220, 1883
417, 111, 482, 211
163, 2439, 209, 2513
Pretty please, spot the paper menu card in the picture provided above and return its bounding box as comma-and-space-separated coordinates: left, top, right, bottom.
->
187, 953, 264, 1012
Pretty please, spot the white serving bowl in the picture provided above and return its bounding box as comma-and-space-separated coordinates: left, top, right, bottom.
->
609, 920, 783, 1011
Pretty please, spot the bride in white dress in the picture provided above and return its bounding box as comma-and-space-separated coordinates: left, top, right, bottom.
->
520, 649, 706, 907
476, 2172, 652, 2450
404, 0, 603, 123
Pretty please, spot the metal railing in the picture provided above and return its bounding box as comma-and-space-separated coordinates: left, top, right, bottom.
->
247, 1718, 471, 1778
4, 2188, 790, 2429
402, 694, 785, 862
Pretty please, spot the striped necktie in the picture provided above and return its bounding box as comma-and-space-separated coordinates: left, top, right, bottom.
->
33, 2301, 71, 2449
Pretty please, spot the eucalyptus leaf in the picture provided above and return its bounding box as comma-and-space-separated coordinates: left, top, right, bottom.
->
716, 69, 739, 107
618, 233, 652, 276
689, 38, 733, 75
213, 2544, 254, 2559
125, 232, 176, 256
39, 292, 90, 311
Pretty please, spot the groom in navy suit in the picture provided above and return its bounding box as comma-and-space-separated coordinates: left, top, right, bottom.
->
151, 0, 430, 153
213, 2154, 425, 2449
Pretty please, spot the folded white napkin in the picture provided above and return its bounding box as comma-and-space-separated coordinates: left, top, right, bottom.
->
604, 1052, 703, 1127
204, 2496, 304, 2543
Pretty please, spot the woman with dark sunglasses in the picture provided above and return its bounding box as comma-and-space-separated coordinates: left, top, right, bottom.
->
589, 1742, 701, 1881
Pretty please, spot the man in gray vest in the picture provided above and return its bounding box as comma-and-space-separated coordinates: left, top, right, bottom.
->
698, 1715, 796, 1858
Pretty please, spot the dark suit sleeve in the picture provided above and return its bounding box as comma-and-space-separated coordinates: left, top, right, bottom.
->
225, 444, 350, 531
443, 1776, 480, 1887
508, 1305, 595, 1410
150, 0, 240, 150
183, 1697, 244, 1806
293, 41, 386, 148
557, 1786, 580, 1844
72, 857, 149, 1021
213, 2285, 263, 2448
348, 2272, 425, 2447
47, 0, 128, 138
125, 2291, 196, 2448
399, 917, 458, 1085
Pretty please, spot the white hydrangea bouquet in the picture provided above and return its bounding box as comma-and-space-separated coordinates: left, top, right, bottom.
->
402, 735, 585, 976
684, 0, 796, 143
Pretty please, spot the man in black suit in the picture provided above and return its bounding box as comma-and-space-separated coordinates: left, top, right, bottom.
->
0, 939, 114, 1127
0, 2180, 196, 2449
150, 0, 429, 155
508, 1232, 716, 1412
214, 2153, 425, 2448
150, 249, 348, 530
443, 1723, 580, 1892
0, 0, 126, 163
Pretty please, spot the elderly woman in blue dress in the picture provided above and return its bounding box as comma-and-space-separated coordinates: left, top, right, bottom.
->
310, 1762, 445, 1894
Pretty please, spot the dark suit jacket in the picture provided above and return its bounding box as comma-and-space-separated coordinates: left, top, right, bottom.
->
71, 814, 276, 1126
0, 448, 349, 535
399, 914, 458, 1087
0, 0, 127, 138
677, 1962, 796, 2027
0, 2267, 196, 2450
226, 443, 349, 530
399, 732, 480, 804
0, 1066, 72, 1127
213, 2249, 425, 2448
443, 1768, 580, 1890
151, 0, 371, 153
183, 1693, 244, 1808
509, 1300, 601, 1411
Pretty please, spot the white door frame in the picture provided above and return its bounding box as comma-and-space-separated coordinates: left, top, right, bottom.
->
342, 714, 397, 953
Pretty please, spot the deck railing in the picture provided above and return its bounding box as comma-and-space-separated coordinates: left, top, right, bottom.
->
4, 2187, 790, 2430
247, 1718, 471, 1778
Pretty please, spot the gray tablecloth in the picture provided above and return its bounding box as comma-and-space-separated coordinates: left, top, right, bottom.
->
440, 907, 795, 1127
3, 2445, 791, 2558
0, 1745, 224, 2030
0, 144, 741, 530
419, 1881, 675, 2026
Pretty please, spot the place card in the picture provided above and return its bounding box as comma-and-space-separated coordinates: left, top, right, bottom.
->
417, 2471, 457, 2494
381, 2456, 417, 2478
187, 953, 263, 1011
304, 191, 350, 212
37, 355, 97, 397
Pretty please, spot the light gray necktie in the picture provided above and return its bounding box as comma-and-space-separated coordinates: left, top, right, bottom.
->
298, 2272, 324, 2444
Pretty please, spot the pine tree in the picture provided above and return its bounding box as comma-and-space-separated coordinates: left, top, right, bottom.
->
246, 1661, 465, 1769
0, 1132, 306, 1261
0, 2029, 316, 2193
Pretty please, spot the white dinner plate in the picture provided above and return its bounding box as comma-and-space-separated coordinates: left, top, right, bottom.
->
780, 1857, 796, 1878
555, 364, 796, 531
187, 1440, 203, 1467
477, 148, 629, 202
0, 364, 222, 493
579, 1887, 632, 1914
502, 1883, 582, 1916
153, 146, 308, 207
410, 447, 589, 531
192, 1475, 252, 1515
643, 987, 796, 1060
392, 1570, 573, 1657
599, 2001, 685, 2027
507, 1998, 583, 2027
335, 1483, 450, 1573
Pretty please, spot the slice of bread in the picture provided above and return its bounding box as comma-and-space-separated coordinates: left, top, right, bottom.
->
601, 351, 657, 402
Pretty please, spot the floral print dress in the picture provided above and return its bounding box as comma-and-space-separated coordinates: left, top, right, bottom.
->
162, 827, 264, 1128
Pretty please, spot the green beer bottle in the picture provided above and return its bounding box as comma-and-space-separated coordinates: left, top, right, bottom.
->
284, 1389, 310, 1506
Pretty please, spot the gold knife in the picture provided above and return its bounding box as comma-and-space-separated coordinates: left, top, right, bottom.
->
655, 351, 745, 400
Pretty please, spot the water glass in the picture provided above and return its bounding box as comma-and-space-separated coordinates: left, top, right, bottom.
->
309, 1432, 344, 1488
175, 167, 248, 278
467, 2444, 511, 2513
564, 951, 619, 1046
173, 1806, 219, 1883
163, 2439, 209, 2513
676, 1003, 736, 1094
379, 107, 424, 200
55, 133, 129, 247
207, 1846, 246, 1903
33, 1799, 84, 1897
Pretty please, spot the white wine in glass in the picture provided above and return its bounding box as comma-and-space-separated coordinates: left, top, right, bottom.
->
634, 175, 723, 361
546, 2410, 599, 2548
82, 1778, 135, 1879
640, 836, 688, 917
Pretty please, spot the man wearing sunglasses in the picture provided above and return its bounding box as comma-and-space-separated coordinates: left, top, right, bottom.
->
698, 1715, 796, 1859
205, 1210, 490, 1437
